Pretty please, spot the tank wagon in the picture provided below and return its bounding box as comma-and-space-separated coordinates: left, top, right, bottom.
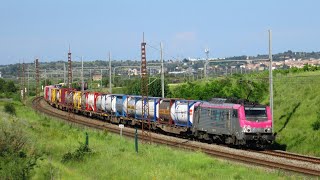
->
44, 85, 275, 148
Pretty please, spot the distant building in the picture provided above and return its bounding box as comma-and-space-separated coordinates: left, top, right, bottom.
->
92, 74, 102, 81
128, 68, 139, 76
0, 71, 2, 78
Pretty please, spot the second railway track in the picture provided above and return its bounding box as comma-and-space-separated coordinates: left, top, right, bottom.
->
32, 96, 320, 177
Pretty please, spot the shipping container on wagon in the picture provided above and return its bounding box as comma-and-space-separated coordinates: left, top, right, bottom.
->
171, 100, 201, 127
123, 95, 141, 118
158, 98, 180, 124
86, 92, 100, 112
55, 88, 60, 103
65, 90, 74, 106
115, 94, 127, 116
135, 97, 160, 121
96, 94, 108, 112
104, 94, 127, 117
44, 86, 53, 101
47, 86, 54, 104
81, 92, 87, 110
105, 94, 116, 114
59, 88, 69, 105
73, 91, 82, 109
51, 88, 59, 103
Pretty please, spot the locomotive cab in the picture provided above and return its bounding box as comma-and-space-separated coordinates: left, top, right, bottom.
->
238, 105, 275, 147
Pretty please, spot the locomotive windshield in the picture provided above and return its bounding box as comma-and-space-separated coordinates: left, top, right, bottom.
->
244, 106, 267, 122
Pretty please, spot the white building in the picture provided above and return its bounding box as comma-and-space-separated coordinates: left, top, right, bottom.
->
0, 71, 2, 78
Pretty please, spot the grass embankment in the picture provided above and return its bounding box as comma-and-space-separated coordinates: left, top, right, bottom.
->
0, 101, 290, 179
273, 71, 320, 156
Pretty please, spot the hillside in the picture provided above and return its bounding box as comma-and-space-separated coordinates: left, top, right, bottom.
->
273, 71, 320, 156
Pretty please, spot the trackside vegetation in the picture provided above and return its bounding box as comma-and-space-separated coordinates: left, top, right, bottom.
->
0, 101, 295, 179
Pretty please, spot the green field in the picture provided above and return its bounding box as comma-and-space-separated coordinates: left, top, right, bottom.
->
0, 101, 296, 179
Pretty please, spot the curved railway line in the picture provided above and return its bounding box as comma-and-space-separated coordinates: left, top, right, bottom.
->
32, 96, 320, 177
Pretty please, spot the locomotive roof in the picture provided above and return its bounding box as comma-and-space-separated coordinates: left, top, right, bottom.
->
199, 102, 241, 109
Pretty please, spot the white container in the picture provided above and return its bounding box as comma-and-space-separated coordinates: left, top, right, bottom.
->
87, 93, 95, 111
48, 87, 52, 102
171, 101, 196, 125
123, 96, 136, 116
136, 99, 159, 119
105, 95, 116, 113
101, 95, 107, 112
56, 90, 60, 102
96, 95, 102, 111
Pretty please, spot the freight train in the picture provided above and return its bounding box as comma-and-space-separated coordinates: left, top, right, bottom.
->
44, 85, 275, 148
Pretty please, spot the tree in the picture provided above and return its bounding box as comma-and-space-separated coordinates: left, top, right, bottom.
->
125, 78, 171, 97
5, 80, 17, 93
0, 78, 5, 93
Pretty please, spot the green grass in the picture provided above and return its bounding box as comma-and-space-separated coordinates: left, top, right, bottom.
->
0, 101, 297, 179
273, 71, 320, 156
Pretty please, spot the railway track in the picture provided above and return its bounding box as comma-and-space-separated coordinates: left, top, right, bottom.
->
261, 150, 320, 165
32, 96, 320, 177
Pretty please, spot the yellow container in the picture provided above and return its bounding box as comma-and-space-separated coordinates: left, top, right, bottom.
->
73, 91, 82, 109
51, 88, 57, 103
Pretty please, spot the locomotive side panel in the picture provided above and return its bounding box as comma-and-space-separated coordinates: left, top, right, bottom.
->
197, 107, 231, 135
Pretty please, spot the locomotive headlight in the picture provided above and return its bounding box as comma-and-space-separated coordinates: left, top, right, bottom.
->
243, 126, 251, 132
265, 128, 271, 133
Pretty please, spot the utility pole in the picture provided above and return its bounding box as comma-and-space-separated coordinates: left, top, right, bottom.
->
109, 52, 112, 93
81, 56, 84, 93
44, 69, 47, 86
22, 62, 26, 101
268, 30, 274, 133
63, 63, 66, 84
19, 61, 23, 101
35, 59, 40, 97
89, 69, 92, 89
141, 33, 151, 143
204, 48, 209, 79
27, 66, 30, 96
67, 46, 74, 122
100, 69, 103, 90
67, 45, 72, 89
160, 42, 164, 98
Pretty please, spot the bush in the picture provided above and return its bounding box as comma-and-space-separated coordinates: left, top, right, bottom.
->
61, 143, 93, 163
0, 117, 40, 179
312, 120, 320, 130
4, 103, 16, 116
312, 112, 320, 131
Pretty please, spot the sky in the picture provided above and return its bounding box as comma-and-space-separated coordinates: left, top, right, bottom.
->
0, 0, 319, 65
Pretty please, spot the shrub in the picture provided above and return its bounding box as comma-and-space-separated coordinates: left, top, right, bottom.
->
4, 103, 16, 116
61, 143, 93, 163
312, 120, 320, 130
312, 112, 320, 131
0, 117, 40, 179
